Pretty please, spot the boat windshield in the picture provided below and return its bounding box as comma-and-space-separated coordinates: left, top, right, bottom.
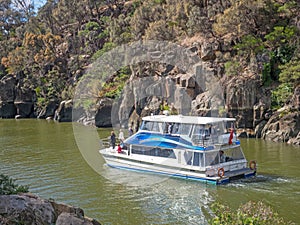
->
140, 120, 162, 132
140, 120, 193, 136
131, 145, 176, 158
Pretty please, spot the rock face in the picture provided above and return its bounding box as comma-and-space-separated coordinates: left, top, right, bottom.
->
260, 86, 300, 144
89, 37, 299, 145
55, 100, 73, 122
0, 193, 101, 225
0, 75, 17, 118
0, 75, 35, 118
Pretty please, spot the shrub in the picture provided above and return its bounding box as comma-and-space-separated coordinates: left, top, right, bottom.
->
224, 61, 241, 76
209, 201, 294, 225
271, 83, 293, 108
0, 174, 29, 195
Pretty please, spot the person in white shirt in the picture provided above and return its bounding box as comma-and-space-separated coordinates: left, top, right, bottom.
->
118, 129, 124, 143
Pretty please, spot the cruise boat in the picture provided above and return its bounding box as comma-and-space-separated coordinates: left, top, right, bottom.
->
99, 115, 257, 184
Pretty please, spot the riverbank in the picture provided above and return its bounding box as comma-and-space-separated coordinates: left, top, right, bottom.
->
0, 173, 101, 224
0, 193, 101, 225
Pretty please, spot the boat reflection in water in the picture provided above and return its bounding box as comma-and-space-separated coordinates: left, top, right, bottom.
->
100, 115, 256, 185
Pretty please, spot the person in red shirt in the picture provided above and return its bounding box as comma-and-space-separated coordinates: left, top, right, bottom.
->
117, 144, 122, 153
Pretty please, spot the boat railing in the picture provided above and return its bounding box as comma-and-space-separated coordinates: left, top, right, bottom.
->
191, 134, 218, 146
99, 138, 110, 148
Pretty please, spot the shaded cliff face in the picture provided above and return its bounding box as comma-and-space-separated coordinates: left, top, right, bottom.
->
0, 75, 35, 119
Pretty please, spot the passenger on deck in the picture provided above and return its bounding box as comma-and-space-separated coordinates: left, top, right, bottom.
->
117, 144, 122, 153
118, 129, 124, 143
219, 150, 226, 163
110, 131, 116, 149
128, 126, 133, 136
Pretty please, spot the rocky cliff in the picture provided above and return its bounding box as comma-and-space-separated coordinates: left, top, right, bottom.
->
0, 0, 299, 145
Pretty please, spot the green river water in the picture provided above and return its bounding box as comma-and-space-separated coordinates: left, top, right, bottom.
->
0, 119, 299, 224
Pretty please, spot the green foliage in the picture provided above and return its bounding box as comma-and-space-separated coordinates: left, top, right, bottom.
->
279, 52, 300, 85
0, 174, 29, 195
213, 0, 276, 40
92, 42, 117, 61
100, 66, 131, 99
224, 61, 241, 76
271, 83, 293, 108
262, 62, 272, 86
108, 14, 132, 45
210, 201, 293, 225
264, 26, 296, 48
264, 44, 295, 83
234, 35, 264, 56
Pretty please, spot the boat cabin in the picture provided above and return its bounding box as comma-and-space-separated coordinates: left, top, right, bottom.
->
124, 115, 247, 170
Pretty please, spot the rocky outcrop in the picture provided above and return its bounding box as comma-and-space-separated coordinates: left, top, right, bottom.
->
54, 100, 73, 122
260, 86, 300, 144
0, 75, 17, 118
95, 98, 113, 127
260, 109, 300, 143
0, 193, 101, 225
37, 101, 59, 119
0, 75, 35, 119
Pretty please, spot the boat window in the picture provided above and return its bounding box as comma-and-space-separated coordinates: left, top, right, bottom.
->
184, 151, 193, 165
193, 152, 200, 166
131, 145, 176, 159
172, 123, 180, 134
222, 146, 245, 161
140, 121, 151, 130
212, 122, 226, 135
151, 121, 160, 132
204, 147, 245, 166
140, 121, 161, 132
193, 152, 204, 167
193, 125, 209, 136
205, 152, 219, 166
179, 124, 192, 136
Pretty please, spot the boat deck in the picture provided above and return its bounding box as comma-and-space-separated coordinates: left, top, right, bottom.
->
225, 168, 256, 179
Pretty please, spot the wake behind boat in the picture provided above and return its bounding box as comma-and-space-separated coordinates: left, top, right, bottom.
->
99, 115, 256, 184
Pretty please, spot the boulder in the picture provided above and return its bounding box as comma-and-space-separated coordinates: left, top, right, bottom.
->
0, 193, 102, 225
0, 193, 56, 224
15, 102, 34, 118
95, 98, 113, 127
261, 110, 300, 143
0, 75, 16, 102
200, 41, 216, 61
56, 212, 101, 225
37, 101, 59, 119
55, 100, 73, 122
0, 101, 16, 118
50, 200, 84, 218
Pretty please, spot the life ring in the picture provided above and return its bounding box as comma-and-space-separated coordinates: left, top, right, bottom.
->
249, 160, 256, 170
218, 168, 225, 177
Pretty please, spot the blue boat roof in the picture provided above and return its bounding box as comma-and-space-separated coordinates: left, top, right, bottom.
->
125, 132, 214, 151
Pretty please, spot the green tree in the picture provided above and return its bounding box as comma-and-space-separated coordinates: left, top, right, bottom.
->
213, 0, 277, 40
279, 51, 300, 86
131, 1, 166, 40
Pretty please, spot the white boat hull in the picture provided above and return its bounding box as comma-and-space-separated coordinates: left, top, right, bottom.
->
100, 148, 256, 185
